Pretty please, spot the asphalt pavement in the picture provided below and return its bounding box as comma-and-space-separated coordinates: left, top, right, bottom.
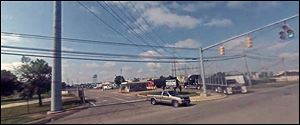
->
49, 83, 299, 124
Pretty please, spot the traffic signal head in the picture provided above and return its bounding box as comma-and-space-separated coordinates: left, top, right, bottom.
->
245, 36, 253, 48
280, 24, 294, 40
286, 29, 294, 38
279, 31, 287, 40
219, 46, 225, 55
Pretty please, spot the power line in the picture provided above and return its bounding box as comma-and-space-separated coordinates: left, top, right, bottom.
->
2, 45, 243, 60
1, 32, 198, 50
116, 1, 175, 56
1, 51, 243, 63
98, 1, 165, 57
1, 45, 198, 60
77, 1, 150, 54
1, 52, 200, 63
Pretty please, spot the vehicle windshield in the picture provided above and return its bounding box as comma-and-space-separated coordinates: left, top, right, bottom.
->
168, 91, 178, 96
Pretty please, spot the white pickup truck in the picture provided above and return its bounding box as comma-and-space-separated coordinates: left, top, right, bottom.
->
147, 90, 191, 107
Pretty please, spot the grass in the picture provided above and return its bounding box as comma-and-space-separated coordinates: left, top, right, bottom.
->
139, 91, 199, 97
1, 98, 82, 124
1, 93, 74, 105
1, 94, 51, 105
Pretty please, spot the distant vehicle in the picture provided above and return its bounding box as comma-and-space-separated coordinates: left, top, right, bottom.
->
102, 84, 113, 90
93, 84, 102, 89
213, 79, 247, 94
183, 74, 201, 89
184, 74, 247, 95
147, 90, 190, 107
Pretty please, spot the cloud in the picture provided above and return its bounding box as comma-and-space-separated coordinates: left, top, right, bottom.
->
84, 62, 101, 68
227, 1, 249, 8
256, 1, 280, 8
166, 38, 200, 48
143, 7, 200, 29
79, 4, 100, 15
102, 62, 116, 68
169, 2, 219, 12
1, 62, 23, 71
267, 42, 290, 50
1, 34, 21, 44
139, 50, 162, 70
137, 68, 143, 73
279, 52, 299, 61
139, 50, 161, 57
227, 1, 279, 8
146, 62, 161, 69
204, 18, 233, 27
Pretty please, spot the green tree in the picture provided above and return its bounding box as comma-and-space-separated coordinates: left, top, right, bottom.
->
114, 76, 126, 86
17, 59, 51, 106
1, 70, 21, 96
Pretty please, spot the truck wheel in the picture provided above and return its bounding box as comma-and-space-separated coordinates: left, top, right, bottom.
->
215, 87, 222, 93
226, 87, 233, 95
151, 98, 156, 105
172, 100, 179, 107
241, 86, 247, 94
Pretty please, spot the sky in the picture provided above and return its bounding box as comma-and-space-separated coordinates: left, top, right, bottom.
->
1, 1, 299, 84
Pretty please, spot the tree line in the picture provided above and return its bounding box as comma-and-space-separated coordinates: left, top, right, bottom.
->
1, 57, 57, 106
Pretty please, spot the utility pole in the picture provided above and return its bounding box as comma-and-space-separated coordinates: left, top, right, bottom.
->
174, 60, 177, 77
281, 57, 288, 82
184, 64, 187, 76
243, 53, 252, 86
50, 1, 62, 113
199, 48, 207, 96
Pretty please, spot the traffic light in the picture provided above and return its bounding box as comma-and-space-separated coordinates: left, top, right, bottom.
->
245, 36, 253, 48
280, 24, 294, 40
219, 45, 225, 55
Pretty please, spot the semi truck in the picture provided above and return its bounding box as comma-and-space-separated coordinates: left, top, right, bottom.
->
184, 74, 248, 95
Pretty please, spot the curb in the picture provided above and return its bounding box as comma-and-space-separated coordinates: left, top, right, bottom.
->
27, 105, 89, 124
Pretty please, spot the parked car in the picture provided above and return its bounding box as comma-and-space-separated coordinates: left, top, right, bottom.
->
147, 90, 190, 107
102, 84, 113, 90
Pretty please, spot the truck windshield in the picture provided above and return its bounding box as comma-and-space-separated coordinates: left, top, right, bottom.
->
168, 91, 178, 96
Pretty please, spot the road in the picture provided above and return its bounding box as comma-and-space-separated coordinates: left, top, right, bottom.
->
50, 83, 299, 124
83, 89, 145, 106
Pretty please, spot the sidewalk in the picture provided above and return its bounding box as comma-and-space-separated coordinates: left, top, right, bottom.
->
1, 96, 74, 109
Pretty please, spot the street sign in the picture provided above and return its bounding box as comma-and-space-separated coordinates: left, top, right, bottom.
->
166, 79, 177, 87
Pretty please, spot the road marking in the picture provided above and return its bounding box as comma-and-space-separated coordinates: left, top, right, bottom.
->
90, 102, 96, 106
